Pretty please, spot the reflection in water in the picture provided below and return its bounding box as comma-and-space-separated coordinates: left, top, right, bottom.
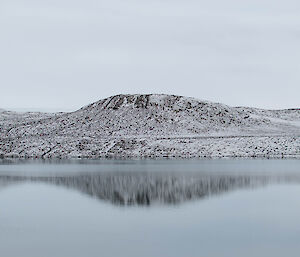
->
1, 172, 300, 206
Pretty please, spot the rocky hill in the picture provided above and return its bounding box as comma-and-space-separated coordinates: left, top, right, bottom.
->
0, 94, 300, 159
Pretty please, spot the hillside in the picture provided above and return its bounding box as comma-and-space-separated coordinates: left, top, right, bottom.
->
0, 94, 300, 159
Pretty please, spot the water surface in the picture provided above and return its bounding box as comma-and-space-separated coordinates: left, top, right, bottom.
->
1, 159, 300, 257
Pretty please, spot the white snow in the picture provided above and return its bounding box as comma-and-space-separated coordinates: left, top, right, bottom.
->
0, 94, 300, 159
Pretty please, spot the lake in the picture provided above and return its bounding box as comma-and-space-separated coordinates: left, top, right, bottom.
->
1, 159, 300, 257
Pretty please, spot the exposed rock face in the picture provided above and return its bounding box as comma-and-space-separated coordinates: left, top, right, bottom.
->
0, 94, 300, 159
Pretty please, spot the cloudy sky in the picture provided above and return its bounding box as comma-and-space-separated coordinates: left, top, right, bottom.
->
1, 0, 300, 111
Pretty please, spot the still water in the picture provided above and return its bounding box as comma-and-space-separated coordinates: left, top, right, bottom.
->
1, 159, 300, 257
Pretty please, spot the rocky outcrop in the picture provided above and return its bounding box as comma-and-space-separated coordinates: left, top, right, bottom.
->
0, 94, 300, 159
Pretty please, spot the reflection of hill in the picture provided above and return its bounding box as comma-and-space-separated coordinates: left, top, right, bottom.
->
0, 173, 299, 206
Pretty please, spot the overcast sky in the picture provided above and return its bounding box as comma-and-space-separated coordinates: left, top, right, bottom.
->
1, 0, 300, 111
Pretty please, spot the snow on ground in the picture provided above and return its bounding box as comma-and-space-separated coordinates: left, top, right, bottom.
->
0, 94, 299, 159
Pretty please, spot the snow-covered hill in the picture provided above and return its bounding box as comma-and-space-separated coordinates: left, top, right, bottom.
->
0, 94, 300, 159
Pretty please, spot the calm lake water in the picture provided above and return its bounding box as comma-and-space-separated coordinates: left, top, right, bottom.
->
1, 159, 300, 257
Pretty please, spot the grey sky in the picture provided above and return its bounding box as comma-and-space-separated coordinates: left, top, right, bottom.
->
1, 0, 300, 111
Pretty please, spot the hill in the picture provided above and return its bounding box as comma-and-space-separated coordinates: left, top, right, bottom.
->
1, 94, 300, 158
